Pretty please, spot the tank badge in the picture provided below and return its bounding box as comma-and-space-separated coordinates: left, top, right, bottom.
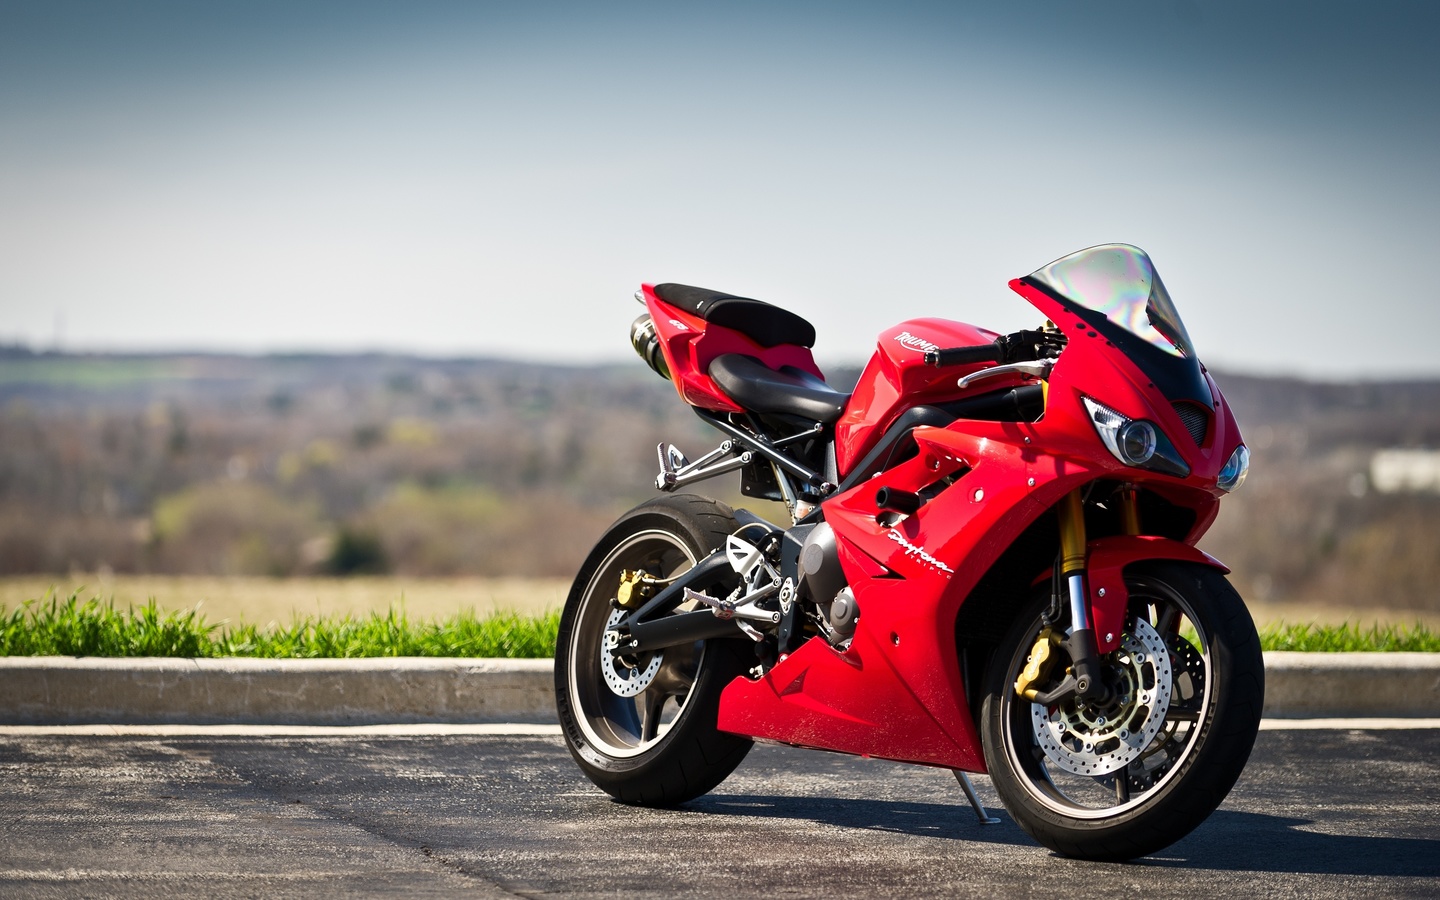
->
895, 331, 939, 354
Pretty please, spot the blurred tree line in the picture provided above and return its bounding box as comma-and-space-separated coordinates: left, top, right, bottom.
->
0, 350, 713, 579
0, 348, 1437, 612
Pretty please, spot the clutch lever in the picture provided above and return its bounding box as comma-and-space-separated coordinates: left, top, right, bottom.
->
957, 359, 1054, 390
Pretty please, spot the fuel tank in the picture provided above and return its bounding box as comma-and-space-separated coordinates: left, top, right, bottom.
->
835, 318, 999, 474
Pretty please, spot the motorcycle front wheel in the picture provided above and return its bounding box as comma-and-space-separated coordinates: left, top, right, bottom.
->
980, 561, 1264, 861
555, 494, 753, 805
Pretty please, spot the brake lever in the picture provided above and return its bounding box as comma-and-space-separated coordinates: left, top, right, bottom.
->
957, 359, 1054, 390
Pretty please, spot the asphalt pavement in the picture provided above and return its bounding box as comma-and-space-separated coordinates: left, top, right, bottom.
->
2, 728, 1437, 898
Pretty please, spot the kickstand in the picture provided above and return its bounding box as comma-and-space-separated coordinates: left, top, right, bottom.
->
954, 771, 1001, 825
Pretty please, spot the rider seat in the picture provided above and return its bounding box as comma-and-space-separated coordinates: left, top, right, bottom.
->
654, 283, 817, 349
708, 354, 851, 424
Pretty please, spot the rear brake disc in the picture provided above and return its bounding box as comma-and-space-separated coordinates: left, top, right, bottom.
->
601, 607, 664, 698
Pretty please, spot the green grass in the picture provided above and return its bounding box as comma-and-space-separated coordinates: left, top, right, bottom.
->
1258, 620, 1440, 652
2, 592, 1437, 657
0, 593, 559, 659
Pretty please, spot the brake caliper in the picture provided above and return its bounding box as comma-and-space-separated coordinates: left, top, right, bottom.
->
1014, 627, 1062, 701
614, 569, 659, 610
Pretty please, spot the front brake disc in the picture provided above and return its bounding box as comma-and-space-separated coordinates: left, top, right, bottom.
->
1030, 617, 1173, 777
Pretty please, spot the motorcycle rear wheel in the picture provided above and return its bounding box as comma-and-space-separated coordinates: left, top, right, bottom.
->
980, 561, 1263, 861
555, 494, 753, 805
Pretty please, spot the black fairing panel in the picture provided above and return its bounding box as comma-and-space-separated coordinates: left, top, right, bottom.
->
836, 385, 1045, 490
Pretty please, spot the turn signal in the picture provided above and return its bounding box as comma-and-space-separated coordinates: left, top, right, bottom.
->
1217, 444, 1250, 492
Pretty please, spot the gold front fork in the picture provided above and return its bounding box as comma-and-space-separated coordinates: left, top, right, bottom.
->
1057, 489, 1087, 578
1056, 488, 1090, 633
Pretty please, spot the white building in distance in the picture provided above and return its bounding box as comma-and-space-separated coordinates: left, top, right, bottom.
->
1370, 449, 1440, 493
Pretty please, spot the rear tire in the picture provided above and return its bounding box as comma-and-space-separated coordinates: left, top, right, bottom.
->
555, 494, 753, 805
980, 561, 1263, 860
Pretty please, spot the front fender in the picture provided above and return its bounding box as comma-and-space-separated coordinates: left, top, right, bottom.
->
1087, 536, 1230, 654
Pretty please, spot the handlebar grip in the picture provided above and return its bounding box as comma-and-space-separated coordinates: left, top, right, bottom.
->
923, 343, 1002, 368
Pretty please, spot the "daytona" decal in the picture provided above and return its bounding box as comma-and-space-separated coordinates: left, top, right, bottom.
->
886, 529, 954, 576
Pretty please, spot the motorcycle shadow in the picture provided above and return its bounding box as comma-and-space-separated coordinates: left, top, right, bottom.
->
1151, 811, 1440, 877
683, 792, 1032, 846
681, 798, 1439, 875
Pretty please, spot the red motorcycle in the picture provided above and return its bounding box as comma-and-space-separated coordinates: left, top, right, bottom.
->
555, 244, 1261, 861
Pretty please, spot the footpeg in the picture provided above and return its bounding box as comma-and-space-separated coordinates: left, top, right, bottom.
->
686, 586, 734, 619
684, 586, 782, 624
656, 443, 690, 491
655, 441, 752, 492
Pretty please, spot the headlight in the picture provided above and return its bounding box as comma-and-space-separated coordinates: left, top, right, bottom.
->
1217, 444, 1250, 492
1117, 420, 1158, 466
1082, 397, 1190, 478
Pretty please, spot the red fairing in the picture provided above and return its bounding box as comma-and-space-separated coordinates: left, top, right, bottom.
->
716, 599, 985, 770
640, 283, 826, 413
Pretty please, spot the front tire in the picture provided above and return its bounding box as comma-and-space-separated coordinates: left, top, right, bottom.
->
555, 494, 753, 805
980, 561, 1264, 860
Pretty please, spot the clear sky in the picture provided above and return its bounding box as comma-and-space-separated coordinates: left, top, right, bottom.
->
2, 1, 1436, 377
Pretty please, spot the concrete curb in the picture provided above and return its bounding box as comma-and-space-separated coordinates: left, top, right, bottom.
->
1, 652, 1437, 725
0, 657, 555, 726
1262, 652, 1440, 718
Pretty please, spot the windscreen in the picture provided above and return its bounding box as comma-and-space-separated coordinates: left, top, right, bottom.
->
1024, 244, 1211, 408
1027, 244, 1195, 358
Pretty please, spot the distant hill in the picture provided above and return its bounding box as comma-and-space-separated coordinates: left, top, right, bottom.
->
1216, 372, 1440, 450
